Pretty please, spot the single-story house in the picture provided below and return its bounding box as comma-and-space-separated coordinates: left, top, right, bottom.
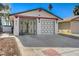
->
10, 8, 63, 35
58, 16, 79, 34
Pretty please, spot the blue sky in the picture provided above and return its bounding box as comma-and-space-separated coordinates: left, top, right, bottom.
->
10, 3, 79, 19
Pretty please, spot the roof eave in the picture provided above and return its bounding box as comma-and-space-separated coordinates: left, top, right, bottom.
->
10, 8, 63, 20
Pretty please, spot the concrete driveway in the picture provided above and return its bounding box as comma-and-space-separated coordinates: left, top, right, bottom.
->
1, 33, 79, 56
17, 34, 79, 47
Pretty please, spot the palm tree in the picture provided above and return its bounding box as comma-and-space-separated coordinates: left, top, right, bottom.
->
73, 5, 79, 15
0, 3, 4, 16
0, 3, 4, 11
0, 3, 10, 25
0, 3, 10, 33
0, 3, 4, 32
3, 4, 10, 25
48, 4, 53, 11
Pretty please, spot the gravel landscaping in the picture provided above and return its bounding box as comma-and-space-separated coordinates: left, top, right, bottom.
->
0, 37, 20, 56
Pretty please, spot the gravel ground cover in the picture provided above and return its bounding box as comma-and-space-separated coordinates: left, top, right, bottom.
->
0, 37, 20, 56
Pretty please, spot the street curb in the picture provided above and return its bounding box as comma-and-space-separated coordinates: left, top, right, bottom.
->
14, 36, 25, 56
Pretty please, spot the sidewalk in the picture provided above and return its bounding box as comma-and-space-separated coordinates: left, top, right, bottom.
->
21, 47, 79, 56
58, 32, 79, 38
29, 47, 79, 56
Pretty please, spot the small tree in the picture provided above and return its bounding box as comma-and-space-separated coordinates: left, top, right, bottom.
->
73, 5, 79, 15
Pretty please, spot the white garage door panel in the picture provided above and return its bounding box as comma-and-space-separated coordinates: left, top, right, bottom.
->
41, 19, 54, 34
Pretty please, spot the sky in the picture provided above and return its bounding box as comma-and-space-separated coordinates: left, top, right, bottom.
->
10, 3, 79, 19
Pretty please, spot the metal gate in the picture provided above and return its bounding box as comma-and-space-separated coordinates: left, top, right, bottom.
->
19, 18, 37, 35
0, 17, 2, 33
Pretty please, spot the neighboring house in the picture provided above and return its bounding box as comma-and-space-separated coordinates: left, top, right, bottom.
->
10, 8, 63, 35
58, 16, 79, 34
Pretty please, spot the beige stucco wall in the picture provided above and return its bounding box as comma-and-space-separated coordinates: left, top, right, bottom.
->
58, 22, 71, 33
58, 17, 79, 34
71, 20, 79, 34
14, 17, 19, 35
37, 18, 41, 34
